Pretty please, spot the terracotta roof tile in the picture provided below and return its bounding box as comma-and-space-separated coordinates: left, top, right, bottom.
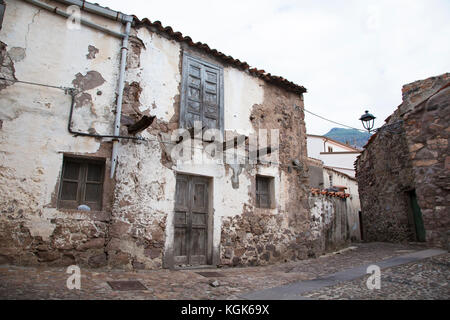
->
311, 188, 350, 199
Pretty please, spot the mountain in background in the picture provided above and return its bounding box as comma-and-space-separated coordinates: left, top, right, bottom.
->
324, 128, 371, 149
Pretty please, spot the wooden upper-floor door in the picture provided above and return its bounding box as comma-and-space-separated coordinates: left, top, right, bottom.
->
174, 174, 210, 267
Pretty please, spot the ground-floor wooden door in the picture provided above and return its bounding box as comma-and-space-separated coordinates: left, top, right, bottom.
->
174, 174, 210, 267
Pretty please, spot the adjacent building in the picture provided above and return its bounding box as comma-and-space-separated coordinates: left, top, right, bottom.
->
306, 134, 362, 248
307, 134, 361, 178
356, 73, 449, 249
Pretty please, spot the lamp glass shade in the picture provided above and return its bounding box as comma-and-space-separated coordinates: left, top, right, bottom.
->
359, 110, 376, 132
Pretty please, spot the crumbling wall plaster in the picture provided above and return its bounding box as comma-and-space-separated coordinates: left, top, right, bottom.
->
125, 27, 181, 123
219, 83, 314, 267
323, 167, 361, 240
309, 195, 352, 252
0, 0, 122, 267
224, 67, 264, 136
1, 0, 315, 270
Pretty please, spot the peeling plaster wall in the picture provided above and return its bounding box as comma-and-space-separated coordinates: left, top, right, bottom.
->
0, 0, 121, 267
323, 167, 361, 241
1, 0, 314, 269
309, 195, 351, 252
224, 67, 264, 136
125, 27, 181, 123
108, 18, 314, 269
308, 157, 361, 243
218, 84, 315, 267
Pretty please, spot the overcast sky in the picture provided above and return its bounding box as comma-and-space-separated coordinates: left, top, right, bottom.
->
96, 0, 450, 135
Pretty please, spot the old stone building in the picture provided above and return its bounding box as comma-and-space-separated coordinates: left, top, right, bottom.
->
356, 73, 449, 248
0, 0, 321, 270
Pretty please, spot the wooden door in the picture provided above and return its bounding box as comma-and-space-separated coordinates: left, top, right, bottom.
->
174, 174, 210, 266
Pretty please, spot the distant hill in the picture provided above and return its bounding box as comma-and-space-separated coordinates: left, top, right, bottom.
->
324, 128, 371, 149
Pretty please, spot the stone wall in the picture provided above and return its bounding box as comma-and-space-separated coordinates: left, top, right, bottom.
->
402, 81, 450, 247
218, 85, 314, 267
356, 73, 450, 247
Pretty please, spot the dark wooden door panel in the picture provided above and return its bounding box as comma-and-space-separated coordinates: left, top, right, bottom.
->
174, 174, 209, 267
174, 227, 188, 264
190, 227, 207, 265
180, 53, 224, 133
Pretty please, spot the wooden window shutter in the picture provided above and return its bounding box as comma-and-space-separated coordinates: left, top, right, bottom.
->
180, 53, 224, 134
58, 157, 104, 211
256, 175, 271, 208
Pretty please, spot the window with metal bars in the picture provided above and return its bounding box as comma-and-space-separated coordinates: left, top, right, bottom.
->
58, 156, 105, 211
256, 175, 274, 209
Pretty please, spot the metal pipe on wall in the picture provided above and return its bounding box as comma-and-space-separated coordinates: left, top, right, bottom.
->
66, 89, 143, 141
20, 0, 135, 178
21, 0, 126, 38
110, 20, 131, 178
53, 0, 133, 23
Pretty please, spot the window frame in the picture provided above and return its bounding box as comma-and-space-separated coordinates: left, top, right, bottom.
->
179, 52, 224, 136
58, 156, 105, 211
255, 175, 275, 209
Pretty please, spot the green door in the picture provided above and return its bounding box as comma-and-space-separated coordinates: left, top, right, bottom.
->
409, 190, 426, 242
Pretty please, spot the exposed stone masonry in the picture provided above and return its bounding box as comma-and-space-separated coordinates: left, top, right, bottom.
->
356, 73, 449, 248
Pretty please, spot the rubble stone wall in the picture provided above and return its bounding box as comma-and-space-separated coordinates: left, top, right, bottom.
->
356, 73, 449, 247
403, 82, 450, 247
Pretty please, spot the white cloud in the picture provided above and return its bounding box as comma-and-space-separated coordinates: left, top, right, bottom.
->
96, 0, 450, 135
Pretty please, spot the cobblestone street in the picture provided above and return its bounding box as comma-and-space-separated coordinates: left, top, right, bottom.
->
0, 243, 447, 300
302, 253, 450, 300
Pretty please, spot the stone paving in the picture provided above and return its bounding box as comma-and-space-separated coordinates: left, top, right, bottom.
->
0, 242, 447, 300
302, 253, 450, 300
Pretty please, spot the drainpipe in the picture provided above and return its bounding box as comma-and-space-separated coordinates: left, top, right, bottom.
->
110, 20, 131, 178
21, 0, 134, 178
21, 0, 128, 38
53, 0, 132, 23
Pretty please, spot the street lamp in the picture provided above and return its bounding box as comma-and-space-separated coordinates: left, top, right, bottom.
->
359, 110, 376, 133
